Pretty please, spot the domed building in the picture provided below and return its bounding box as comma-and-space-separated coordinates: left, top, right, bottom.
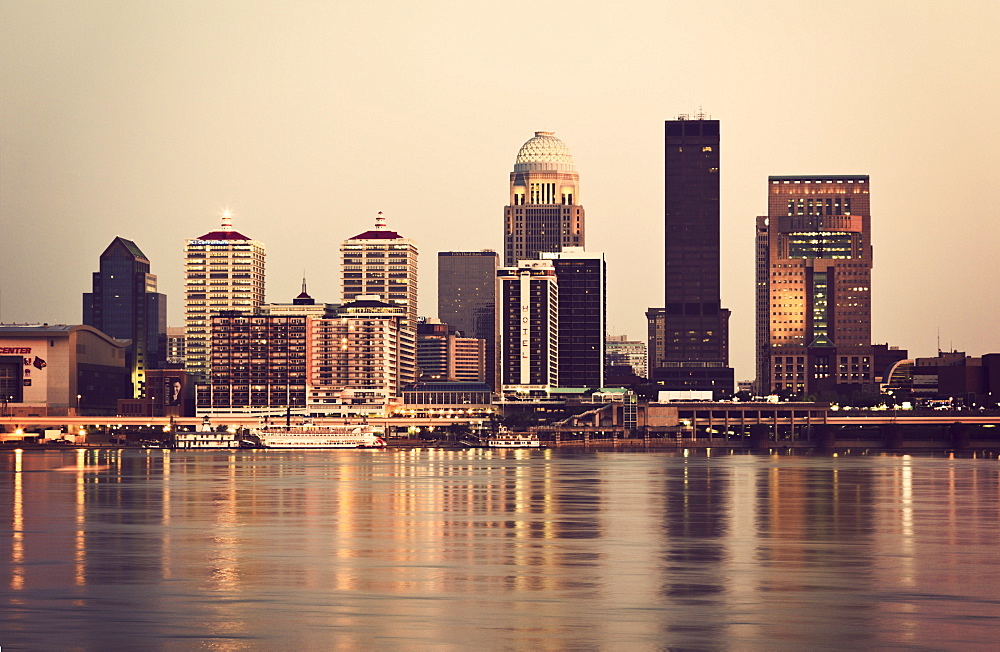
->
504, 131, 584, 266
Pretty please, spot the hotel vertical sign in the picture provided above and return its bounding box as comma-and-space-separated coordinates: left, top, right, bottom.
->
519, 271, 531, 386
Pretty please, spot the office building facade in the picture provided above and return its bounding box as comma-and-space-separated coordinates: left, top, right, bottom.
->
438, 250, 498, 386
649, 116, 733, 396
184, 211, 265, 381
417, 319, 486, 383
83, 236, 167, 397
540, 248, 606, 389
503, 131, 584, 266
755, 175, 873, 396
606, 335, 648, 379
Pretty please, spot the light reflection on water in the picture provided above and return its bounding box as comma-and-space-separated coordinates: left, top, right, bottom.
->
2, 449, 999, 649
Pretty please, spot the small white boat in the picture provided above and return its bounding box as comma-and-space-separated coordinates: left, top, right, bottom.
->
486, 427, 541, 449
252, 422, 386, 449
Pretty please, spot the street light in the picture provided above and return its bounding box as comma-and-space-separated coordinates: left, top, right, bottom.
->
76, 394, 82, 416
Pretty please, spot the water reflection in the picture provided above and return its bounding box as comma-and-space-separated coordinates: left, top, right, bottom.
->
1, 450, 999, 649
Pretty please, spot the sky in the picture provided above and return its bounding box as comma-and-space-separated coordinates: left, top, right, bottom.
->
2, 0, 999, 381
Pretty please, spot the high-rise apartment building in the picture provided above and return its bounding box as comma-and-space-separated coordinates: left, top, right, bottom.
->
184, 211, 265, 381
504, 131, 584, 266
756, 175, 874, 396
540, 248, 606, 389
197, 311, 309, 415
497, 259, 558, 393
83, 236, 167, 396
195, 295, 407, 417
437, 250, 498, 386
341, 212, 418, 323
308, 296, 407, 415
648, 116, 733, 397
340, 212, 418, 387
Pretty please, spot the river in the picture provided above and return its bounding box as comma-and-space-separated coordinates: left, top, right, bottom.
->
2, 448, 998, 649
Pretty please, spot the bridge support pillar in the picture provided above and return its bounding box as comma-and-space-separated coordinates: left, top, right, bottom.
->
881, 423, 904, 450
949, 422, 970, 451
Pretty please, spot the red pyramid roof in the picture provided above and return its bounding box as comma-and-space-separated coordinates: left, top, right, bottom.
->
197, 230, 252, 241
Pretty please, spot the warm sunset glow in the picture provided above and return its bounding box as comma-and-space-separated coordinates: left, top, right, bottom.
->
2, 3, 997, 380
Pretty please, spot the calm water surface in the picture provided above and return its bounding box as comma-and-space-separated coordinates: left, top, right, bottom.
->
2, 448, 999, 650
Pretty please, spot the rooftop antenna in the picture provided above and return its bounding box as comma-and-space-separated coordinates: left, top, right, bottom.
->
301, 271, 307, 296
937, 327, 941, 355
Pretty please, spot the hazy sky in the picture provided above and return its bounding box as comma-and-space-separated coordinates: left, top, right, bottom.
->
2, 0, 998, 380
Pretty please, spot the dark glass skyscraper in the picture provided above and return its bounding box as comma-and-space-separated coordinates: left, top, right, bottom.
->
83, 236, 167, 397
437, 251, 498, 387
541, 249, 605, 389
648, 116, 733, 396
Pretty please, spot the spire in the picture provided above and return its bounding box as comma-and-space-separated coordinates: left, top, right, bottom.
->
294, 273, 314, 305
347, 211, 402, 240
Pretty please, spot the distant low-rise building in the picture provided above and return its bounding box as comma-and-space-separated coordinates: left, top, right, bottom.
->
0, 324, 130, 417
417, 318, 486, 383
606, 335, 647, 379
883, 351, 1000, 407
398, 382, 494, 414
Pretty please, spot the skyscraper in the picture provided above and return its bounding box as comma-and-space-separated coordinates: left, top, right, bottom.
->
437, 250, 498, 386
756, 175, 874, 396
540, 248, 606, 389
184, 211, 265, 381
83, 236, 167, 397
497, 259, 559, 393
504, 131, 584, 266
648, 116, 733, 396
341, 212, 418, 386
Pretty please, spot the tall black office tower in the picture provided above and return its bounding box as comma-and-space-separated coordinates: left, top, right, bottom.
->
83, 237, 167, 397
647, 116, 733, 396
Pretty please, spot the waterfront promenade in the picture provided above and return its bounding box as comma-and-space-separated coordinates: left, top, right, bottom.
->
4, 409, 1000, 453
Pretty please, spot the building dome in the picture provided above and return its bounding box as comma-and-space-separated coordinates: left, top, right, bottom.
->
514, 131, 576, 172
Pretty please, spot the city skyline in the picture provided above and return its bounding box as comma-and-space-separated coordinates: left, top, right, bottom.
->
3, 1, 999, 382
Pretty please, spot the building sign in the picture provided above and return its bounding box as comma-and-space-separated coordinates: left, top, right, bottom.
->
164, 376, 183, 406
520, 273, 531, 386
0, 339, 48, 405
